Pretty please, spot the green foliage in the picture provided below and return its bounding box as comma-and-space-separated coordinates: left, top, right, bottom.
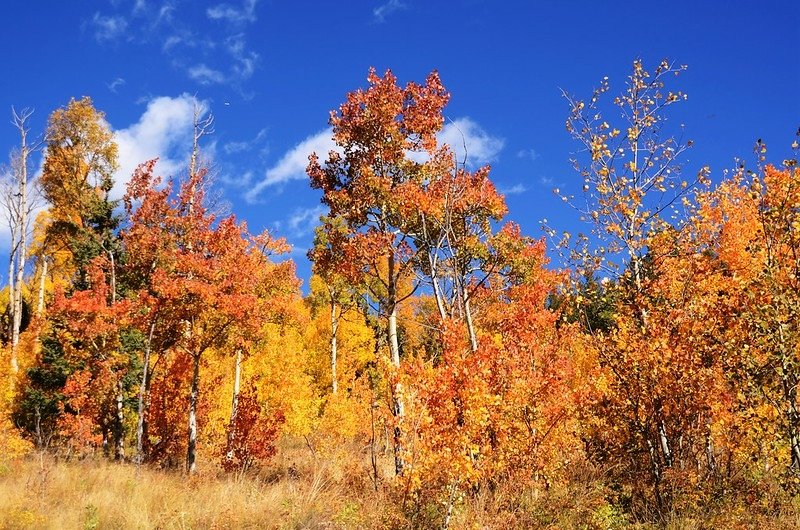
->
13, 334, 72, 447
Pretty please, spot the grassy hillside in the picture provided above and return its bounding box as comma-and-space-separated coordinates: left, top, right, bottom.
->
2, 442, 800, 529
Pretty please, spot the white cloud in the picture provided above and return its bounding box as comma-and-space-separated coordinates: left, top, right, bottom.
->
287, 205, 327, 236
223, 128, 268, 155
373, 0, 405, 23
162, 34, 183, 51
112, 94, 202, 198
184, 36, 258, 85
132, 0, 148, 15
188, 64, 227, 85
91, 13, 128, 42
107, 77, 126, 93
91, 1, 259, 87
439, 118, 504, 166
407, 117, 504, 167
405, 118, 503, 166
500, 184, 527, 196
517, 148, 539, 161
225, 34, 259, 81
207, 0, 258, 23
245, 128, 336, 203
155, 2, 176, 24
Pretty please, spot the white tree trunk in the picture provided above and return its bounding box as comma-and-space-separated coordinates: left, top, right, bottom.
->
8, 109, 33, 374
136, 323, 155, 469
115, 379, 125, 460
226, 347, 242, 464
387, 254, 404, 475
36, 257, 47, 316
186, 352, 200, 474
330, 300, 339, 394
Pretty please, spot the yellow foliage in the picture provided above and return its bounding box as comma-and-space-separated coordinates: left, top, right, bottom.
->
255, 321, 320, 437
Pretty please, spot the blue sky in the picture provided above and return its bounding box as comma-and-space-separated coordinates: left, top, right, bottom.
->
1, 0, 798, 285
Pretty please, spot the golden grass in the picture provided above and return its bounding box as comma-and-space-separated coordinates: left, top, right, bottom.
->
2, 443, 800, 529
0, 442, 389, 530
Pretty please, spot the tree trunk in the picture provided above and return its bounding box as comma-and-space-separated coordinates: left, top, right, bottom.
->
108, 248, 116, 305
136, 323, 155, 468
186, 352, 201, 474
225, 347, 242, 464
658, 419, 672, 467
115, 379, 125, 461
427, 246, 448, 321
464, 295, 478, 353
10, 111, 31, 375
7, 235, 17, 373
37, 257, 47, 316
387, 254, 404, 475
12, 179, 27, 369
779, 322, 800, 470
331, 300, 339, 394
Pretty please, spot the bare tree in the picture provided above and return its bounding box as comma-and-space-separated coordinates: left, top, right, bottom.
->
186, 100, 213, 475
1, 107, 42, 373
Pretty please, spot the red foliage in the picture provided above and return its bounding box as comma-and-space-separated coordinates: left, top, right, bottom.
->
221, 384, 284, 473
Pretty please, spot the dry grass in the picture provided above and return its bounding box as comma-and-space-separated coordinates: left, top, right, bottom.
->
2, 443, 800, 529
0, 441, 389, 530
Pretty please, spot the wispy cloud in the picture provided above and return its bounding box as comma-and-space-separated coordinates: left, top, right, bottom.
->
373, 0, 406, 23
90, 13, 128, 42
132, 0, 148, 16
162, 34, 185, 51
438, 118, 504, 166
245, 128, 337, 203
287, 205, 327, 236
180, 33, 258, 86
517, 148, 539, 161
188, 64, 227, 85
500, 184, 527, 196
225, 33, 259, 81
207, 0, 258, 24
539, 176, 555, 187
113, 94, 203, 198
223, 128, 268, 155
106, 77, 126, 93
90, 0, 260, 87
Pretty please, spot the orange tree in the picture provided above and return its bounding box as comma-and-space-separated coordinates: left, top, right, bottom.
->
122, 160, 294, 473
399, 234, 581, 527
686, 154, 800, 480
557, 59, 724, 515
308, 68, 450, 474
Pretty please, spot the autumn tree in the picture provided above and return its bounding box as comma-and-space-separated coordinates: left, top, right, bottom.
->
308, 219, 369, 395
123, 158, 294, 473
740, 159, 800, 473
308, 68, 450, 474
46, 258, 135, 459
40, 96, 120, 292
559, 59, 717, 512
399, 237, 581, 528
684, 145, 800, 477
411, 162, 508, 352
13, 100, 129, 457
1, 107, 42, 374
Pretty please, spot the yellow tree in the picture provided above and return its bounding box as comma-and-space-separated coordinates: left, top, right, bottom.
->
39, 96, 119, 291
559, 59, 715, 512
